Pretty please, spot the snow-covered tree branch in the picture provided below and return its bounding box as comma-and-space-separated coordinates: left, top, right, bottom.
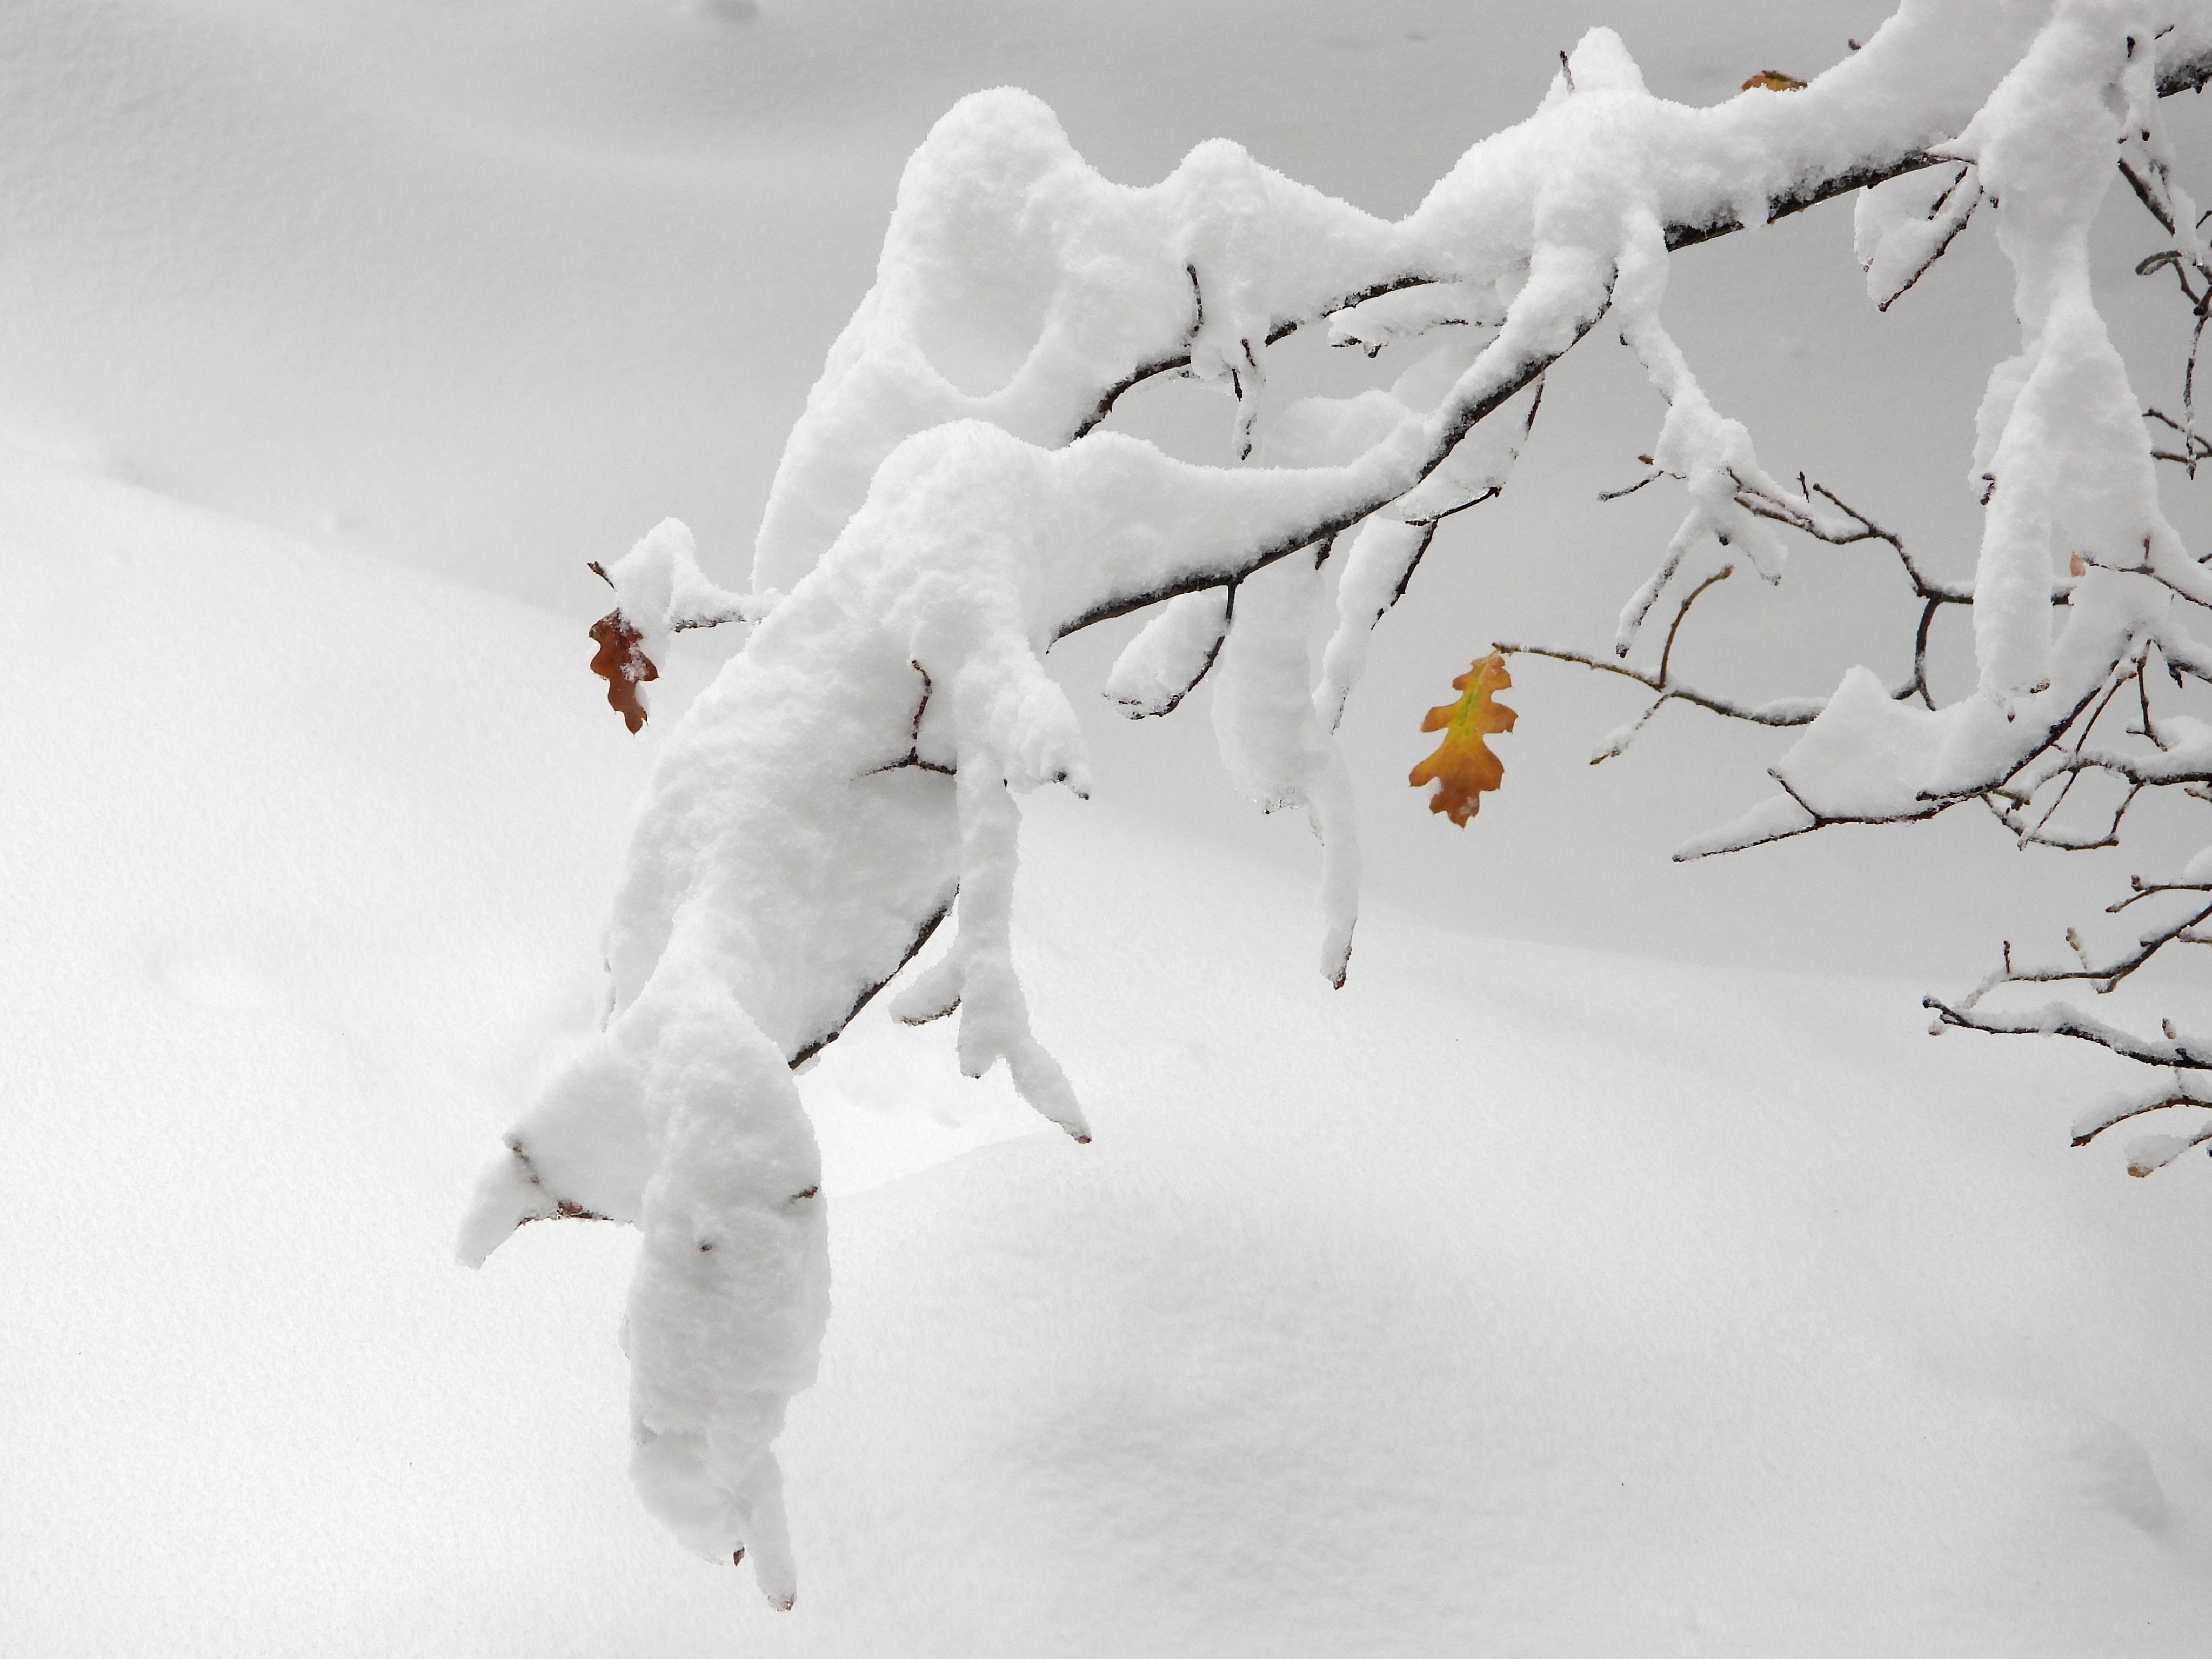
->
1512, 7, 2212, 1187
458, 0, 2212, 1604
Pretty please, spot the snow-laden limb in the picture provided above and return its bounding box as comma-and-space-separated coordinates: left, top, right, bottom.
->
1650, 5, 2212, 858
465, 290, 1599, 1586
458, 935, 827, 1606
1671, 566, 2177, 848
1952, 3, 2188, 706
1456, 6, 2212, 1176
475, 5, 2212, 1591
585, 276, 1606, 1083
747, 88, 1425, 594
1202, 332, 1537, 982
1209, 554, 1361, 985
1450, 18, 2212, 788
623, 970, 825, 1609
752, 10, 2149, 600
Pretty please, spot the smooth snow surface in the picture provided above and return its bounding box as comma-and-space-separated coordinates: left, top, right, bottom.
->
8, 449, 2212, 1653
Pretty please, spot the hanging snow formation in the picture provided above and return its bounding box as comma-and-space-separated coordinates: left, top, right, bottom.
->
1692, 5, 2212, 854
463, 2, 2212, 1602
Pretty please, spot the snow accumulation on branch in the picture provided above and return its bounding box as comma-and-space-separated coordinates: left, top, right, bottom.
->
462, 2, 2212, 1601
1512, 5, 2212, 1182
1673, 11, 2212, 857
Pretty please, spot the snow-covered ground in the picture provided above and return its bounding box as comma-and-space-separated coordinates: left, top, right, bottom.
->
9, 2, 2212, 1653
9, 445, 2212, 1654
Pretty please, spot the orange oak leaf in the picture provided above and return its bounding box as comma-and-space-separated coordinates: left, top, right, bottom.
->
1742, 69, 1808, 91
589, 610, 658, 734
1409, 652, 1516, 826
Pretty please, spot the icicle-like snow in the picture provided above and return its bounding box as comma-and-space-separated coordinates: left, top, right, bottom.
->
1952, 1, 2185, 706
1210, 555, 1328, 815
1309, 362, 1536, 731
1314, 516, 1435, 733
941, 766, 1090, 1138
1209, 554, 1361, 986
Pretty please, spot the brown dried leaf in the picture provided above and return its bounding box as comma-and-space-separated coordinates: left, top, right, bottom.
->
1741, 70, 1808, 91
1409, 653, 1517, 827
589, 610, 658, 734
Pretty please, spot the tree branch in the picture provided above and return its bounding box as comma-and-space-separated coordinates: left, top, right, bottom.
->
1927, 995, 2212, 1072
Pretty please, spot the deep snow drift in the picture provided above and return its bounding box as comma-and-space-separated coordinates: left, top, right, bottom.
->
7, 446, 2212, 1655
